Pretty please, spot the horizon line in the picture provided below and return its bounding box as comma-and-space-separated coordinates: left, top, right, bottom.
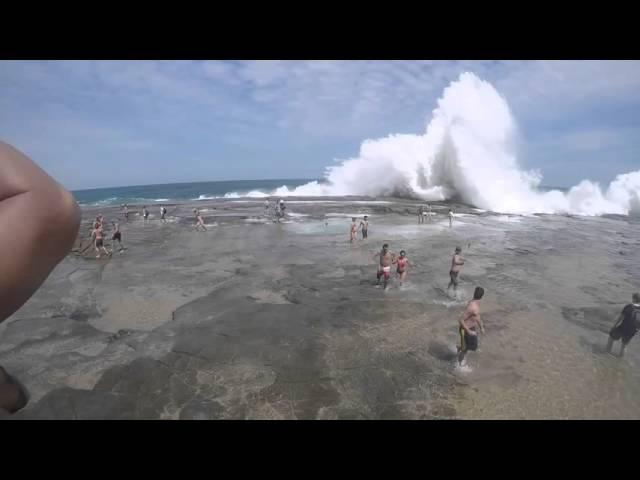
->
71, 177, 322, 193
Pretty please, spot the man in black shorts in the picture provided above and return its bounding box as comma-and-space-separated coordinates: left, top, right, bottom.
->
607, 293, 640, 357
111, 222, 124, 252
458, 286, 485, 365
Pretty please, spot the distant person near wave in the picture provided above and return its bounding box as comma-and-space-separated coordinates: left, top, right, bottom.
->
123, 204, 129, 222
448, 208, 454, 228
418, 206, 425, 224
427, 204, 432, 222
194, 209, 207, 231
360, 216, 369, 239
264, 199, 270, 214
457, 287, 485, 366
606, 293, 640, 357
142, 206, 149, 223
373, 243, 395, 290
278, 199, 286, 221
160, 206, 167, 223
447, 246, 465, 296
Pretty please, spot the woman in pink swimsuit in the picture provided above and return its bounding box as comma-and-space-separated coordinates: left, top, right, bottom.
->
393, 250, 412, 286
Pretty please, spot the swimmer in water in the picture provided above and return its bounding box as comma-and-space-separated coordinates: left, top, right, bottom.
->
448, 208, 454, 228
393, 250, 412, 286
194, 209, 207, 231
350, 218, 358, 243
447, 246, 465, 296
111, 221, 124, 252
457, 286, 485, 366
373, 243, 395, 290
359, 216, 369, 239
606, 292, 640, 357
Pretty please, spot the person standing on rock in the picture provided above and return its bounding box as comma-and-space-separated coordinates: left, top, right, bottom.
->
447, 246, 465, 296
359, 216, 369, 239
194, 209, 207, 231
606, 293, 640, 357
393, 250, 412, 286
93, 223, 111, 258
457, 287, 486, 366
350, 217, 358, 243
111, 221, 124, 252
373, 243, 396, 290
0, 141, 80, 414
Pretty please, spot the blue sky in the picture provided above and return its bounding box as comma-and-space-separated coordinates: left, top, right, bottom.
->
1, 60, 639, 190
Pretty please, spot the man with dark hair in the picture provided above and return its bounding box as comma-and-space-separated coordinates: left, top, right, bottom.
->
373, 243, 395, 290
359, 216, 369, 239
607, 293, 640, 357
457, 286, 485, 366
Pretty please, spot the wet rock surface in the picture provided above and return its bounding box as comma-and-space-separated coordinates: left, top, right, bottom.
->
2, 198, 639, 419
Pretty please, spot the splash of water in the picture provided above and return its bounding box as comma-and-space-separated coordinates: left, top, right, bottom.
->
276, 72, 639, 216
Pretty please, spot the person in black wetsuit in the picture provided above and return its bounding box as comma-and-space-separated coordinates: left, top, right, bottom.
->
606, 293, 640, 357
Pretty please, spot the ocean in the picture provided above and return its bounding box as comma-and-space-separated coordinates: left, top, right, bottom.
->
72, 179, 318, 207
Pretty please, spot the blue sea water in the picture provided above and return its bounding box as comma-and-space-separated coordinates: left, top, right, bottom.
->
72, 179, 317, 207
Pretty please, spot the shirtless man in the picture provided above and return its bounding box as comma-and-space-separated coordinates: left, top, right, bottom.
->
350, 217, 358, 243
142, 206, 149, 223
457, 287, 486, 365
448, 246, 465, 295
194, 209, 207, 231
373, 243, 395, 290
448, 208, 454, 228
123, 204, 129, 222
393, 250, 412, 286
111, 221, 124, 252
93, 224, 111, 258
606, 293, 640, 357
360, 216, 369, 239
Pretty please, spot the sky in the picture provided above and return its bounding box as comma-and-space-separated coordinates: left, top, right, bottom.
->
1, 60, 639, 191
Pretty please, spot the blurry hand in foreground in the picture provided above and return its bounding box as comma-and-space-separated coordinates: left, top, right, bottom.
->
0, 141, 81, 414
